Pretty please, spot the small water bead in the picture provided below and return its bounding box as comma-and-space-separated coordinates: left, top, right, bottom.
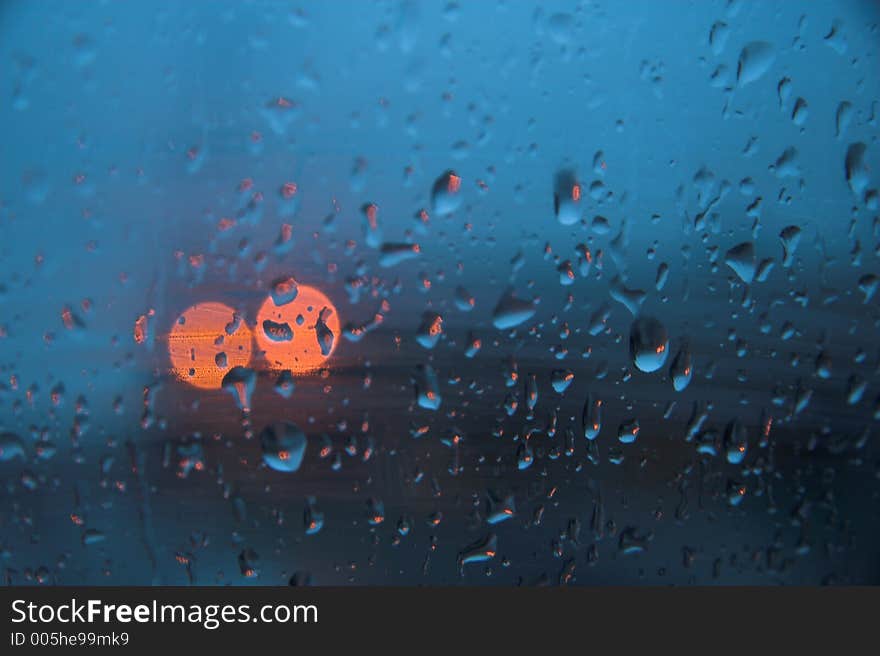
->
725, 242, 756, 284
416, 312, 444, 349
723, 419, 748, 464
492, 290, 537, 329
582, 394, 602, 440
670, 343, 693, 392
617, 419, 640, 444
553, 170, 583, 226
431, 170, 463, 216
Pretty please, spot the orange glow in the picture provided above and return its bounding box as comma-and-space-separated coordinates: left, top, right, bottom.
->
168, 302, 254, 390
572, 184, 581, 201
365, 203, 379, 228
255, 284, 341, 373
133, 310, 153, 344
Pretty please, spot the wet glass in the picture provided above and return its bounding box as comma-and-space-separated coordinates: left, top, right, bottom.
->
1, 0, 879, 585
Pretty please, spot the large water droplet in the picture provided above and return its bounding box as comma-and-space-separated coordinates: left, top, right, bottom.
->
779, 225, 801, 267
629, 317, 670, 373
551, 369, 574, 393
723, 419, 748, 464
415, 364, 442, 410
260, 421, 307, 473
416, 312, 444, 349
221, 366, 256, 411
617, 419, 640, 444
270, 276, 299, 306
736, 41, 775, 86
458, 533, 497, 566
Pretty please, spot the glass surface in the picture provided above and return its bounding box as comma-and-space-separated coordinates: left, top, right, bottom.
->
1, 0, 879, 585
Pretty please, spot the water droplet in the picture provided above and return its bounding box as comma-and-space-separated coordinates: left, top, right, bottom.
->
723, 419, 748, 464
260, 421, 307, 473
815, 351, 833, 379
492, 290, 537, 329
629, 317, 669, 373
454, 285, 475, 311
709, 21, 730, 55
524, 373, 538, 413
238, 548, 261, 578
582, 394, 602, 440
315, 307, 336, 356
847, 375, 867, 406
670, 343, 693, 392
431, 170, 463, 216
858, 274, 878, 303
619, 527, 652, 555
270, 276, 299, 306
379, 242, 421, 268
727, 481, 747, 507
262, 319, 294, 342
458, 533, 497, 566
304, 497, 324, 535
366, 497, 385, 525
736, 41, 775, 86
779, 225, 801, 267
551, 369, 574, 393
221, 366, 256, 411
415, 364, 442, 410
835, 101, 853, 139
553, 170, 582, 226
845, 143, 869, 195
617, 419, 640, 444
486, 491, 516, 524
516, 441, 534, 470
610, 277, 646, 316
362, 202, 383, 248
791, 97, 809, 126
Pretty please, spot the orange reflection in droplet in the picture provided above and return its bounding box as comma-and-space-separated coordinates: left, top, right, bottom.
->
168, 302, 253, 389
255, 285, 341, 373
